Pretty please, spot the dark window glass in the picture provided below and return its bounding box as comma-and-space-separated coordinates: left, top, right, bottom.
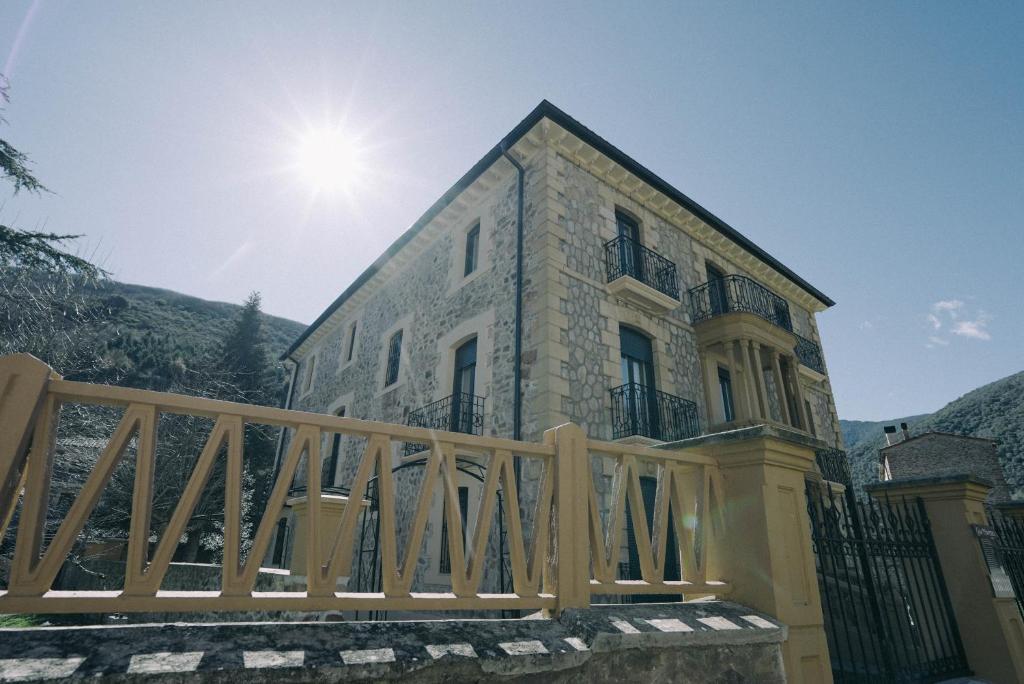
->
718, 367, 735, 422
345, 322, 357, 363
439, 486, 470, 574
385, 330, 403, 387
452, 338, 477, 434
272, 519, 288, 566
464, 224, 480, 276
325, 406, 345, 488
624, 476, 681, 602
706, 263, 728, 315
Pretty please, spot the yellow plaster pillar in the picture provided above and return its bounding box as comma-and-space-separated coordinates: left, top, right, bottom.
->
287, 494, 368, 577
751, 343, 771, 420
867, 475, 1024, 684
707, 428, 832, 683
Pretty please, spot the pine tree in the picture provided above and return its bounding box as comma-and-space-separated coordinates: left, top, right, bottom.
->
216, 292, 278, 537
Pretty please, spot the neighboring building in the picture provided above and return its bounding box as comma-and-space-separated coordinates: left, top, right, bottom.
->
268, 101, 841, 589
881, 431, 1011, 503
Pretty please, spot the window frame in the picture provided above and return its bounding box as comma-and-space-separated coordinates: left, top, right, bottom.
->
299, 352, 318, 397
384, 329, 403, 389
463, 223, 480, 277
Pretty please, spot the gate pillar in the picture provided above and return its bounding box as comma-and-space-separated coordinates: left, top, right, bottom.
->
703, 425, 832, 684
868, 475, 1024, 683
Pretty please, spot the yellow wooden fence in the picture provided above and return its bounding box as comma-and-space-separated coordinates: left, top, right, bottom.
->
0, 353, 727, 614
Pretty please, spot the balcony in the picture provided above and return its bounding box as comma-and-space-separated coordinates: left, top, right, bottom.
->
403, 392, 485, 457
604, 236, 680, 314
688, 275, 792, 332
794, 334, 826, 376
609, 383, 701, 442
815, 447, 851, 487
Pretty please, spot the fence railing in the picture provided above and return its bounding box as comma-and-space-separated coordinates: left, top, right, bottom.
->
986, 510, 1024, 619
0, 354, 727, 614
815, 448, 851, 487
795, 334, 826, 375
603, 235, 680, 300
609, 383, 701, 442
403, 392, 485, 457
688, 274, 793, 332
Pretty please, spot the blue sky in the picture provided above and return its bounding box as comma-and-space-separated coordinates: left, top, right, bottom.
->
1, 1, 1021, 421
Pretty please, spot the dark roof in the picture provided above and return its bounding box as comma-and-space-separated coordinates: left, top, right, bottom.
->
881, 431, 999, 451
283, 100, 835, 360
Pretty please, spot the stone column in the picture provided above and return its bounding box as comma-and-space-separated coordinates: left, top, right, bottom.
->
743, 341, 765, 420
787, 356, 811, 432
705, 426, 832, 683
751, 343, 771, 421
726, 341, 752, 422
867, 475, 1024, 683
287, 494, 369, 578
770, 351, 792, 425
701, 349, 719, 427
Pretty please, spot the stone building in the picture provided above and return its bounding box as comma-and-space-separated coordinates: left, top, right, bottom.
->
268, 101, 841, 590
881, 432, 1011, 503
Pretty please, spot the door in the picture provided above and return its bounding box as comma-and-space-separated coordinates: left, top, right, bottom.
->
616, 210, 643, 280
706, 263, 728, 316
625, 476, 681, 602
452, 338, 477, 434
619, 326, 657, 438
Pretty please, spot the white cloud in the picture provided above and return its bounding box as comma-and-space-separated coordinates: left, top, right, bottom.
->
925, 300, 992, 343
932, 299, 964, 316
860, 320, 874, 330
952, 315, 992, 341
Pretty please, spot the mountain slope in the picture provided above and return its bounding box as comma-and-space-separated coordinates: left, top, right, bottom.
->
841, 371, 1024, 496
84, 280, 306, 359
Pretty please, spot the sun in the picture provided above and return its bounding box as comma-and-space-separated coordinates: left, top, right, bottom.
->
292, 127, 364, 195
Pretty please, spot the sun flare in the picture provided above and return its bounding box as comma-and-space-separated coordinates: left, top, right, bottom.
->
293, 127, 364, 195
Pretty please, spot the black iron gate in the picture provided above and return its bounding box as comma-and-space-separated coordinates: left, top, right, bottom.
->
986, 509, 1024, 618
806, 481, 971, 683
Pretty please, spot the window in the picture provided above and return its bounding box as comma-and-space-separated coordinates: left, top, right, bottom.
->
439, 485, 470, 574
344, 321, 358, 363
718, 367, 735, 422
325, 406, 346, 488
384, 330, 403, 387
463, 224, 480, 277
805, 400, 816, 437
272, 518, 288, 566
300, 354, 317, 395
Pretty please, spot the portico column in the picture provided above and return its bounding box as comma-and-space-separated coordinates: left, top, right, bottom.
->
751, 343, 770, 421
788, 356, 811, 431
770, 351, 792, 425
741, 340, 764, 420
726, 341, 752, 421
701, 349, 719, 426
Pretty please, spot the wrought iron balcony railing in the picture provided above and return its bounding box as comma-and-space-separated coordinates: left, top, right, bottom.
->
688, 274, 793, 332
794, 334, 826, 375
609, 383, 700, 442
604, 235, 680, 300
815, 447, 851, 487
403, 392, 485, 457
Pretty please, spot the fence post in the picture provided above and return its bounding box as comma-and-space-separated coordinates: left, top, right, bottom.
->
545, 422, 590, 613
867, 475, 1024, 683
704, 426, 832, 684
0, 354, 55, 540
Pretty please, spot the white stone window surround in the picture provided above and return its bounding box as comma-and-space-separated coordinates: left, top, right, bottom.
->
298, 349, 319, 399
337, 314, 362, 373
608, 307, 674, 395
322, 392, 355, 486
432, 308, 496, 404
447, 212, 494, 295
423, 466, 484, 586
375, 313, 415, 397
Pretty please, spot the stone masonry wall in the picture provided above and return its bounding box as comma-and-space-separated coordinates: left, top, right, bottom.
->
884, 433, 1011, 502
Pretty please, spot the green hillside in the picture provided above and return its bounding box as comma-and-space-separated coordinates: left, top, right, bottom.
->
81, 280, 306, 360
841, 372, 1024, 497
